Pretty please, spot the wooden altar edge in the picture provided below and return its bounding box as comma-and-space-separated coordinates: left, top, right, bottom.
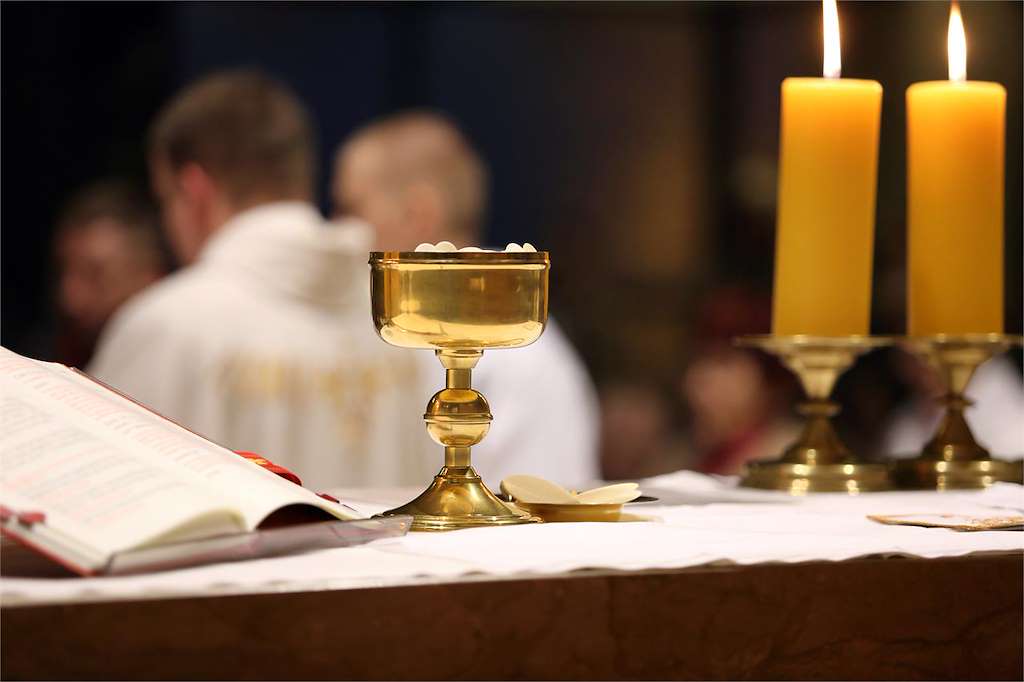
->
2, 548, 1019, 609
2, 552, 1021, 680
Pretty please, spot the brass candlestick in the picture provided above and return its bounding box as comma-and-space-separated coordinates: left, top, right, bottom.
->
735, 335, 892, 494
368, 250, 548, 531
892, 334, 1024, 490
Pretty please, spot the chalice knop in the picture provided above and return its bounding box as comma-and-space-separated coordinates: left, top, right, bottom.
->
368, 250, 548, 531
892, 334, 1024, 490
735, 335, 893, 494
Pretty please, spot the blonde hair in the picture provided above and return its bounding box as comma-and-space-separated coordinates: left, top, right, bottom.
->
339, 110, 488, 239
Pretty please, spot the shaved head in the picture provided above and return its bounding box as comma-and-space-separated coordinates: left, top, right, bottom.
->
333, 111, 488, 249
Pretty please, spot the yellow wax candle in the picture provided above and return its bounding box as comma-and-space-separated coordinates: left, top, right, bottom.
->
772, 0, 882, 336
906, 3, 1005, 336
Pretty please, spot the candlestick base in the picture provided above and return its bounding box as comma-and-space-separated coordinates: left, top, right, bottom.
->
891, 334, 1024, 490
734, 335, 893, 494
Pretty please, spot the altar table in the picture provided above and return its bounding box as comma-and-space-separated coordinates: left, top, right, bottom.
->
2, 553, 1021, 680
3, 474, 1023, 680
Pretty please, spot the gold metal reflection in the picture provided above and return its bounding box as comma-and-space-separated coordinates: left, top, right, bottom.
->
368, 251, 549, 531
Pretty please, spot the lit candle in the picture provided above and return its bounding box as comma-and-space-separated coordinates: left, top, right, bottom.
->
907, 2, 1005, 336
772, 0, 882, 336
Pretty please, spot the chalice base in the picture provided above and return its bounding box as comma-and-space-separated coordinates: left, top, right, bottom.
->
891, 458, 1023, 490
379, 465, 540, 532
742, 460, 891, 494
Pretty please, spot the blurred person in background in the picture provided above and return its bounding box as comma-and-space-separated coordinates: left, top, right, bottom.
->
681, 286, 800, 475
52, 180, 169, 368
883, 348, 1024, 459
598, 380, 686, 480
89, 70, 432, 490
332, 110, 600, 487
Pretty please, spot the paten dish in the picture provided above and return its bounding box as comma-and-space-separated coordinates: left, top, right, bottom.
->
510, 501, 624, 523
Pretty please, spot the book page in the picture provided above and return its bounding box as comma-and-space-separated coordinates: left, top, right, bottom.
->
55, 368, 359, 527
0, 348, 354, 556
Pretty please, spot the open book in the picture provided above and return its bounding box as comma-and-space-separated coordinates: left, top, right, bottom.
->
0, 347, 396, 576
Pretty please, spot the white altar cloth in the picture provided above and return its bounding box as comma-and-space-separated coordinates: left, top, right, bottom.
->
2, 473, 1021, 607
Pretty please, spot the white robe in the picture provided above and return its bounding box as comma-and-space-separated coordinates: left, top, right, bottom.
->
89, 203, 599, 490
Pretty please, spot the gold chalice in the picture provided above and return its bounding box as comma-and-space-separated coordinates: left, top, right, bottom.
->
368, 250, 549, 531
892, 334, 1024, 490
735, 335, 893, 494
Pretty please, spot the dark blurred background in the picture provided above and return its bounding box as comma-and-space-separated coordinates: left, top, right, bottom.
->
2, 1, 1021, 472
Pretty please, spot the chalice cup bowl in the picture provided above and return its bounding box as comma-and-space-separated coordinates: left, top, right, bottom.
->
369, 250, 549, 531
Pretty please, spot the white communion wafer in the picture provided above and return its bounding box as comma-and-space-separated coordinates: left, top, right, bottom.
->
574, 483, 641, 505
414, 241, 534, 253
500, 474, 579, 504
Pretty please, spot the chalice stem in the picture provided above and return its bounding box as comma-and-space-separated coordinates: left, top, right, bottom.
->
446, 367, 472, 389
434, 349, 487, 469
446, 447, 471, 468
442, 361, 476, 468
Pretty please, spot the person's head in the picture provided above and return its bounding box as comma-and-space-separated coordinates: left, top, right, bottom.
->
599, 381, 673, 480
332, 111, 488, 249
54, 180, 169, 337
148, 70, 316, 264
681, 285, 794, 448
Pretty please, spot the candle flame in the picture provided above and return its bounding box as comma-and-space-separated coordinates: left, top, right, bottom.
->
823, 0, 841, 78
948, 1, 966, 82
